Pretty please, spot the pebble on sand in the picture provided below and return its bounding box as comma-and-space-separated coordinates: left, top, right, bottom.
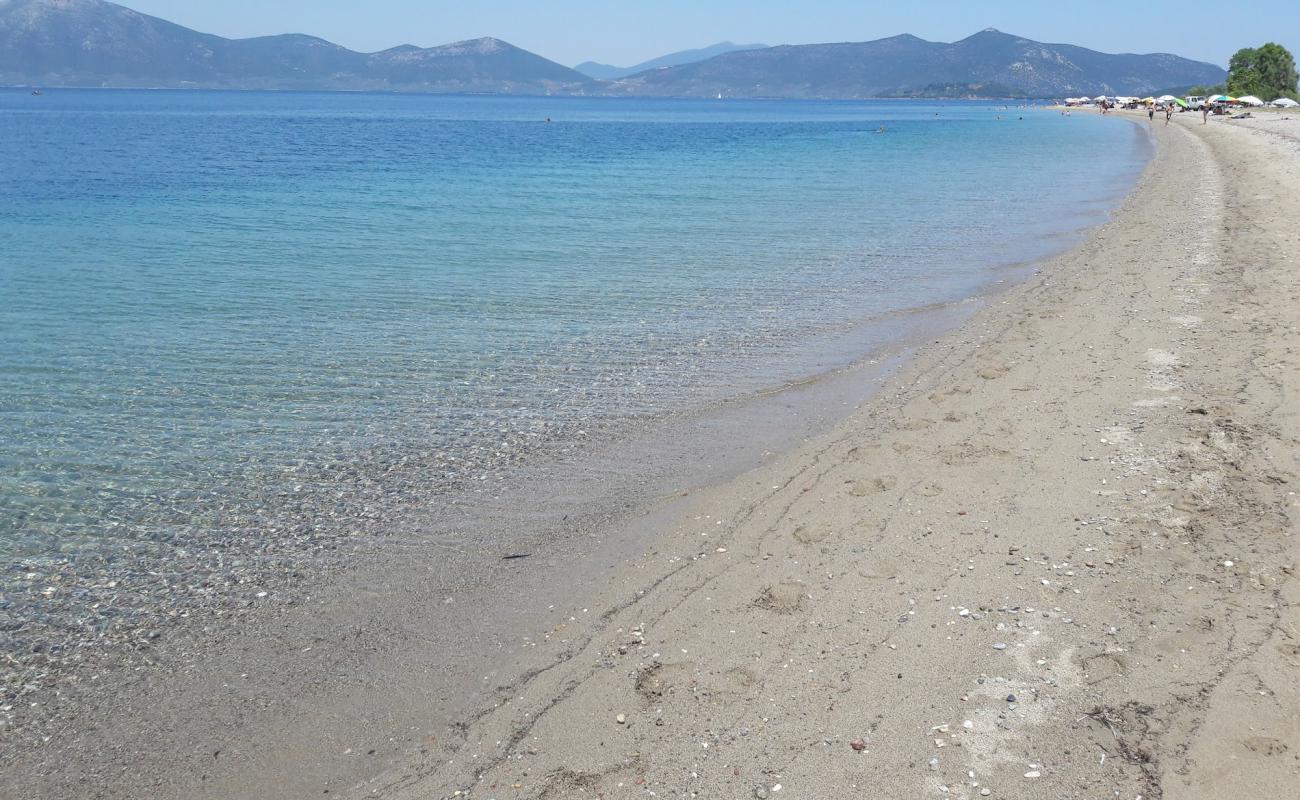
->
616, 713, 626, 724
992, 642, 1008, 650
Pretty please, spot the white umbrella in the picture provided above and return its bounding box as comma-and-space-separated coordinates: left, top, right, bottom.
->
1270, 97, 1299, 108
1093, 95, 1108, 102
1236, 95, 1265, 107
1157, 94, 1177, 102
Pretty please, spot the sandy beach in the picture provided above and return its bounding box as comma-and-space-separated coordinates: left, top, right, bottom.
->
7, 112, 1300, 799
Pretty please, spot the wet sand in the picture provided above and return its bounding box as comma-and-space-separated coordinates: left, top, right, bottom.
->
7, 114, 1300, 799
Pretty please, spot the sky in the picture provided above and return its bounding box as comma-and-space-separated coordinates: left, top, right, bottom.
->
122, 0, 1298, 70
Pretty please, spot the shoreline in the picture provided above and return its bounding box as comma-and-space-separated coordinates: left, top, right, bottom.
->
0, 255, 1042, 774
8, 113, 1299, 799
0, 104, 1148, 752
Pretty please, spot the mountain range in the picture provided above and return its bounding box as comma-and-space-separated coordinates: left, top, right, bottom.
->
0, 0, 595, 93
614, 30, 1227, 98
575, 41, 768, 80
0, 0, 1227, 98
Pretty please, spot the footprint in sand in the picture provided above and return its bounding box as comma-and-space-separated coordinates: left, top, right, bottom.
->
940, 443, 1010, 466
1276, 643, 1300, 664
1243, 736, 1289, 756
634, 662, 693, 704
928, 386, 973, 403
537, 767, 603, 798
791, 523, 832, 544
723, 666, 761, 689
1080, 650, 1127, 685
754, 582, 808, 614
847, 476, 897, 497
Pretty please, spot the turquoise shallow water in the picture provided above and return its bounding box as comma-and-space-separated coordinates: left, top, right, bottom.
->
1, 92, 1147, 579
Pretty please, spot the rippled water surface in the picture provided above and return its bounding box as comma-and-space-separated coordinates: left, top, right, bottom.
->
2, 92, 1148, 568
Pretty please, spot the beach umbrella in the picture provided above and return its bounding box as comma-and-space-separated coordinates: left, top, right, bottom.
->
1157, 94, 1177, 102
1141, 96, 1156, 104
1173, 98, 1189, 108
1236, 95, 1265, 106
1271, 97, 1299, 108
1209, 95, 1235, 103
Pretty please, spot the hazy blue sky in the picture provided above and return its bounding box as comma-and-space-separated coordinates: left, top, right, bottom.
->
123, 0, 1297, 69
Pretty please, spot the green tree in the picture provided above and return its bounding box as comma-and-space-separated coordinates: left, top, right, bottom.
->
1227, 43, 1298, 99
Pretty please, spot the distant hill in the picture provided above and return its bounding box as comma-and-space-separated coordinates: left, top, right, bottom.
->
575, 41, 768, 80
1, 3, 1226, 99
0, 0, 595, 92
613, 29, 1228, 98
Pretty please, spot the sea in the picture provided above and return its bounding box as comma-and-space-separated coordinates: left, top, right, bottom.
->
0, 91, 1150, 684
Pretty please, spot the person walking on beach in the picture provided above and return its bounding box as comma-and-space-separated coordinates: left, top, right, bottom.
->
1203, 104, 1210, 124
1148, 104, 1155, 122
1165, 104, 1173, 125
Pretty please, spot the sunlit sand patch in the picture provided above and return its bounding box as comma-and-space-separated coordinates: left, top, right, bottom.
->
1169, 315, 1202, 328
1101, 425, 1136, 445
1146, 349, 1179, 367
1146, 349, 1182, 391
928, 641, 1081, 799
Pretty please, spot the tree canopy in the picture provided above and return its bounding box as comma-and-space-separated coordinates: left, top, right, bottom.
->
1227, 43, 1298, 100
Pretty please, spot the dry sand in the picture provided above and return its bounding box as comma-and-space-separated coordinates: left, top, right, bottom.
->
7, 114, 1300, 799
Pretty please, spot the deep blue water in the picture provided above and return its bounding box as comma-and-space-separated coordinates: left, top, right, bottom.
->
0, 91, 1149, 562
